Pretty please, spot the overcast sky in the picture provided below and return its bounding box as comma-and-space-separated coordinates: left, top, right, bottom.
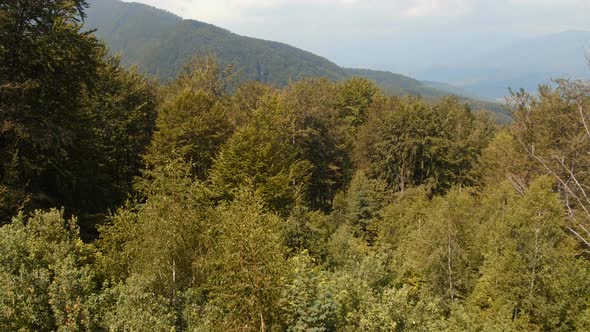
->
121, 0, 590, 74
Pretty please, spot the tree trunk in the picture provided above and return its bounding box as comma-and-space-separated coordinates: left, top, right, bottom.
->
447, 216, 454, 302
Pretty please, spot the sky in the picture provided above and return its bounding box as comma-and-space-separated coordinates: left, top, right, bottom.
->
121, 0, 590, 75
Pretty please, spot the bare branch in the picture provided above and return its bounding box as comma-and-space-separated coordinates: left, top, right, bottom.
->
567, 226, 590, 248
579, 104, 590, 140
529, 150, 590, 221
552, 154, 590, 205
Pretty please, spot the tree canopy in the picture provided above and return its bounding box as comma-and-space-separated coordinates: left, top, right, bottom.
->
1, 1, 589, 330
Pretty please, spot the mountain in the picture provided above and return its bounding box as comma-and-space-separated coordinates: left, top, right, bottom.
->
417, 30, 590, 101
421, 81, 480, 100
85, 0, 347, 83
84, 0, 509, 120
343, 68, 449, 98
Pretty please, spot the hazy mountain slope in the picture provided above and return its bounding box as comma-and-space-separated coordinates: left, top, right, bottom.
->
475, 30, 590, 75
418, 30, 590, 100
345, 69, 510, 122
85, 0, 456, 96
84, 0, 509, 120
421, 80, 479, 99
85, 0, 347, 83
344, 68, 449, 98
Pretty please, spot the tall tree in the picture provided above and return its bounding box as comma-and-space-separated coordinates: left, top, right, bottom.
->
144, 55, 233, 180
86, 58, 157, 206
189, 191, 287, 331
0, 0, 101, 218
510, 81, 590, 248
468, 177, 590, 330
0, 0, 157, 223
342, 170, 390, 243
281, 78, 352, 210
397, 188, 478, 307
98, 159, 213, 328
210, 91, 310, 214
336, 77, 379, 131
356, 96, 494, 195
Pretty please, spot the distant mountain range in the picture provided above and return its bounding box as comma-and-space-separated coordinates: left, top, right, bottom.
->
85, 0, 509, 120
416, 30, 590, 101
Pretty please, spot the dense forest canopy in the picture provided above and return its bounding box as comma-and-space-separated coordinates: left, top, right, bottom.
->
0, 1, 589, 331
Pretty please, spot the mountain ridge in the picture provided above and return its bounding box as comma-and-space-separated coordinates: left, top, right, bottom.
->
85, 0, 509, 119
86, 0, 347, 83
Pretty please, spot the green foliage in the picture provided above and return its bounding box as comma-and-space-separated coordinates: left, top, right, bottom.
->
99, 276, 177, 331
99, 159, 212, 315
0, 0, 157, 223
281, 208, 333, 260
281, 252, 338, 332
467, 177, 586, 331
356, 96, 495, 195
359, 286, 448, 331
377, 187, 430, 250
342, 170, 390, 243
144, 56, 233, 180
395, 189, 478, 307
0, 0, 101, 217
87, 57, 157, 204
0, 210, 99, 331
188, 191, 287, 331
323, 248, 398, 331
326, 224, 368, 270
1, 1, 589, 328
510, 81, 590, 249
475, 129, 534, 189
210, 93, 310, 214
336, 77, 380, 130
227, 81, 277, 128
281, 79, 353, 210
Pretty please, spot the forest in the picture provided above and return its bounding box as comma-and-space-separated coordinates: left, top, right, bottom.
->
0, 1, 589, 331
83, 0, 509, 122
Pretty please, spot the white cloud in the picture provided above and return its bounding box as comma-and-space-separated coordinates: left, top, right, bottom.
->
402, 0, 469, 17
123, 0, 364, 22
124, 0, 479, 22
510, 0, 590, 5
122, 0, 271, 21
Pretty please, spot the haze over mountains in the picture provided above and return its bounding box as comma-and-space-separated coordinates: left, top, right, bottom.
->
85, 0, 588, 109
85, 0, 450, 98
414, 30, 590, 101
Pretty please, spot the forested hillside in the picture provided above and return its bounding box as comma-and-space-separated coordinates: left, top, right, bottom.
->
85, 0, 347, 83
84, 0, 509, 121
1, 1, 589, 331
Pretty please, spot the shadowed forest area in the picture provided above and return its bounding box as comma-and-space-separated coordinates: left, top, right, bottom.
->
1, 1, 589, 331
